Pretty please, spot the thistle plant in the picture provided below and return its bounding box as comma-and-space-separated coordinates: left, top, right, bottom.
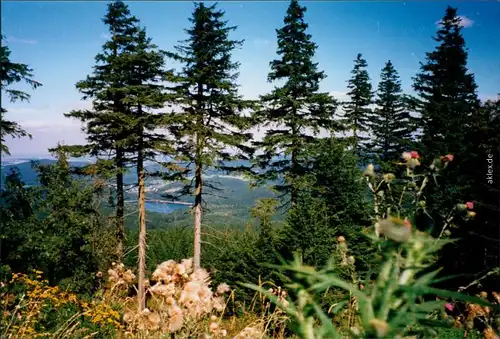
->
244, 151, 499, 338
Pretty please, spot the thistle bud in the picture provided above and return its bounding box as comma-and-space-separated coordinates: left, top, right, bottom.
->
369, 319, 389, 337
456, 203, 467, 211
379, 217, 411, 243
440, 154, 454, 163
467, 211, 476, 218
465, 201, 474, 210
347, 256, 355, 265
364, 164, 375, 177
383, 173, 396, 183
402, 152, 412, 161
337, 236, 345, 243
418, 200, 426, 208
408, 158, 421, 168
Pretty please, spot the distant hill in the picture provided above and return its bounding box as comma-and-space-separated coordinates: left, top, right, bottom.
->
0, 159, 90, 187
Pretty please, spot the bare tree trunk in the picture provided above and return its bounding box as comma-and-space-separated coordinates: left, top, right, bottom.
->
193, 160, 202, 270
116, 148, 125, 262
137, 134, 147, 312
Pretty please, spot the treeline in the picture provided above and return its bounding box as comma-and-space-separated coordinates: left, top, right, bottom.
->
1, 0, 499, 316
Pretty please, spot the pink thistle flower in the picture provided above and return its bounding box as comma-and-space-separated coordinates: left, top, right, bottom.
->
444, 303, 454, 312
440, 154, 454, 163
404, 219, 412, 230
466, 201, 474, 210
410, 151, 419, 159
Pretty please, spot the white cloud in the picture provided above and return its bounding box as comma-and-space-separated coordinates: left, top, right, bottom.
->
435, 15, 474, 29
6, 36, 38, 45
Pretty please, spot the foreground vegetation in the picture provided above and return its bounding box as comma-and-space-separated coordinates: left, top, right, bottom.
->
1, 0, 500, 338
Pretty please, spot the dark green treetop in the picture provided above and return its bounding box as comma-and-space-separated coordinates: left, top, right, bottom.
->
341, 53, 373, 158
253, 0, 340, 207
164, 2, 254, 199
368, 60, 414, 171
412, 6, 479, 158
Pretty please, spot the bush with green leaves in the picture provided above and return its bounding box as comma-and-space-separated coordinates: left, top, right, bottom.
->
0, 151, 110, 294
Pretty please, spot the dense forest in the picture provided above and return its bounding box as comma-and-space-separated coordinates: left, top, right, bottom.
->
1, 1, 500, 338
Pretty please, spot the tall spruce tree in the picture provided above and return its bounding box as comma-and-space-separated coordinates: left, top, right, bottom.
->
121, 27, 173, 312
412, 6, 488, 287
63, 1, 141, 261
0, 37, 42, 155
341, 53, 373, 159
368, 60, 414, 171
413, 6, 479, 158
253, 0, 339, 208
165, 2, 254, 269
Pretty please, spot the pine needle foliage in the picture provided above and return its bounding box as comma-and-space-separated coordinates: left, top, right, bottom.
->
341, 53, 373, 159
368, 60, 415, 172
165, 2, 255, 268
252, 0, 341, 208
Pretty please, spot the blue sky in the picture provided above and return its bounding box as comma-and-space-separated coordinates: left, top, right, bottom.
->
2, 1, 499, 157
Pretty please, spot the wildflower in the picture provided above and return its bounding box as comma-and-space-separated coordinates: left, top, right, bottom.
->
337, 236, 346, 243
402, 151, 420, 168
364, 164, 375, 177
168, 304, 184, 332
440, 154, 454, 163
492, 292, 500, 304
379, 217, 411, 243
445, 303, 454, 312
466, 201, 474, 210
216, 283, 230, 295
383, 173, 396, 183
467, 211, 476, 218
457, 203, 467, 211
209, 321, 218, 332
147, 312, 161, 330
123, 312, 135, 324
484, 327, 498, 339
369, 318, 389, 337
213, 297, 225, 312
347, 256, 355, 265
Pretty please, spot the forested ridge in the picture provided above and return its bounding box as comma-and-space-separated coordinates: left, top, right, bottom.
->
1, 1, 500, 338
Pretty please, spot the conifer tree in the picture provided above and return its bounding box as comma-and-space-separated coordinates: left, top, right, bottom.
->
165, 2, 254, 269
63, 1, 141, 261
412, 6, 486, 286
253, 0, 339, 209
341, 53, 373, 159
251, 198, 278, 264
368, 60, 414, 171
119, 27, 173, 312
0, 37, 42, 155
281, 138, 372, 269
413, 6, 480, 158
